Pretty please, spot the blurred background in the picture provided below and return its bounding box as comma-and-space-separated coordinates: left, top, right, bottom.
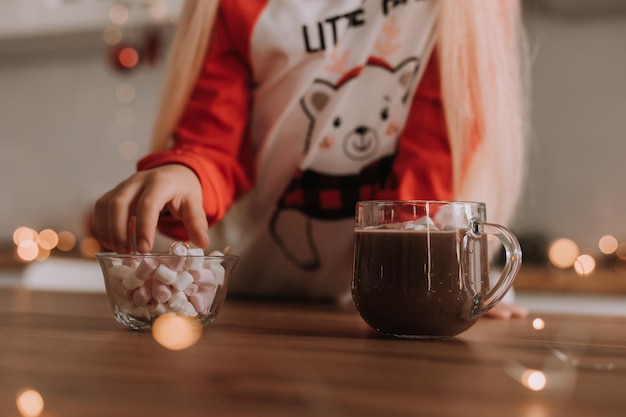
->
0, 0, 625, 298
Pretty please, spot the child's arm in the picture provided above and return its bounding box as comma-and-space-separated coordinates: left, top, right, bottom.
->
94, 13, 252, 253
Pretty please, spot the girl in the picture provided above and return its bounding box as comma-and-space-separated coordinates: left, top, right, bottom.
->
94, 0, 528, 316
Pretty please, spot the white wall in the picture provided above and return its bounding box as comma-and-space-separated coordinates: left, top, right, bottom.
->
515, 5, 626, 253
0, 39, 165, 242
0, 5, 625, 255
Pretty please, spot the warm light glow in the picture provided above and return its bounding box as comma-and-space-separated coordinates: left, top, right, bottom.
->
79, 237, 101, 258
616, 243, 626, 260
148, 0, 169, 21
118, 47, 139, 68
13, 227, 38, 246
56, 231, 76, 252
548, 238, 579, 269
103, 25, 123, 45
152, 313, 203, 350
35, 248, 51, 261
118, 140, 139, 160
116, 108, 136, 128
574, 254, 596, 276
532, 318, 545, 330
37, 229, 58, 250
116, 83, 136, 103
599, 235, 619, 255
16, 388, 44, 417
109, 4, 130, 25
16, 241, 39, 262
521, 370, 547, 391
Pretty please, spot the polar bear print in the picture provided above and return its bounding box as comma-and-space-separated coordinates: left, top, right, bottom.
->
270, 56, 420, 270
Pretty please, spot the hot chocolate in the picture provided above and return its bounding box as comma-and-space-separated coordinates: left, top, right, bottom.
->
352, 228, 489, 338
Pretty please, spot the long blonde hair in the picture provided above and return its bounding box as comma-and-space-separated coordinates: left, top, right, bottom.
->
150, 0, 528, 226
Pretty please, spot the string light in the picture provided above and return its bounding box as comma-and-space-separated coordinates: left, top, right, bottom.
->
521, 370, 547, 392
16, 388, 44, 417
599, 235, 618, 255
152, 313, 203, 350
548, 238, 579, 269
109, 4, 130, 25
103, 25, 123, 46
116, 83, 136, 103
574, 254, 596, 276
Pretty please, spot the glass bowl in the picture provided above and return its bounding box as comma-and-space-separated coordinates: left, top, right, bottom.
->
96, 250, 238, 331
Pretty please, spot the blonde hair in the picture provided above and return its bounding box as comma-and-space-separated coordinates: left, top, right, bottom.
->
150, 0, 528, 226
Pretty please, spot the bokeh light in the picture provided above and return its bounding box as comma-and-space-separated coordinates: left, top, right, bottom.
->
109, 4, 130, 25
16, 388, 44, 417
616, 243, 626, 260
598, 235, 618, 255
35, 247, 51, 261
79, 237, 101, 258
13, 227, 38, 246
103, 25, 123, 45
548, 238, 579, 269
56, 231, 77, 252
574, 254, 596, 276
116, 83, 136, 103
118, 140, 139, 160
117, 47, 140, 69
16, 241, 39, 262
532, 318, 545, 330
37, 229, 58, 250
152, 313, 203, 350
148, 0, 169, 21
521, 370, 547, 391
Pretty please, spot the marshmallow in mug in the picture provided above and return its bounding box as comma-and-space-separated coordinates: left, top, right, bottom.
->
104, 242, 225, 320
370, 216, 440, 231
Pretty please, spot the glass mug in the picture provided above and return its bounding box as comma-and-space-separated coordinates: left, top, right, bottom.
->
352, 200, 522, 339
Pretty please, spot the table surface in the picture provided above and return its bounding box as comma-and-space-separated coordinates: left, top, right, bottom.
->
1, 288, 625, 417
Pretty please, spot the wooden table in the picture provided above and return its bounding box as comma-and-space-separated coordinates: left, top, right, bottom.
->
1, 288, 625, 417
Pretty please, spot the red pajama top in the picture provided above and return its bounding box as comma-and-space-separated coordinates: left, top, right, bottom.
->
138, 0, 458, 299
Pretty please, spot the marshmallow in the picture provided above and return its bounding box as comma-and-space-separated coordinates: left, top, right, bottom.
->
168, 291, 198, 317
109, 264, 134, 281
408, 216, 438, 231
207, 262, 226, 286
122, 257, 141, 269
134, 258, 159, 280
191, 268, 216, 285
186, 247, 205, 270
153, 264, 177, 285
151, 281, 172, 304
108, 278, 131, 306
189, 285, 217, 315
172, 271, 194, 292
183, 283, 199, 297
122, 273, 144, 291
150, 302, 170, 317
169, 241, 189, 256
132, 284, 152, 306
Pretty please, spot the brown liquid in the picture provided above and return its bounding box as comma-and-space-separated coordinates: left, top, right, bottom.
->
352, 228, 489, 338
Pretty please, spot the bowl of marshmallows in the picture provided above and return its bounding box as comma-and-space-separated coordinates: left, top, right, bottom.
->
96, 241, 238, 331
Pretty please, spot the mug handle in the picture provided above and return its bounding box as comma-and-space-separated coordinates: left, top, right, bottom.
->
465, 219, 522, 317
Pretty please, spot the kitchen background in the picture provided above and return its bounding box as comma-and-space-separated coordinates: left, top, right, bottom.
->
0, 0, 625, 292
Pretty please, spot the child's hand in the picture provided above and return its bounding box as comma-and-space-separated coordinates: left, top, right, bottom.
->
93, 164, 209, 254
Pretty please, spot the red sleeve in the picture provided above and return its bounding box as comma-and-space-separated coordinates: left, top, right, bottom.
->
137, 8, 254, 240
389, 49, 454, 201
